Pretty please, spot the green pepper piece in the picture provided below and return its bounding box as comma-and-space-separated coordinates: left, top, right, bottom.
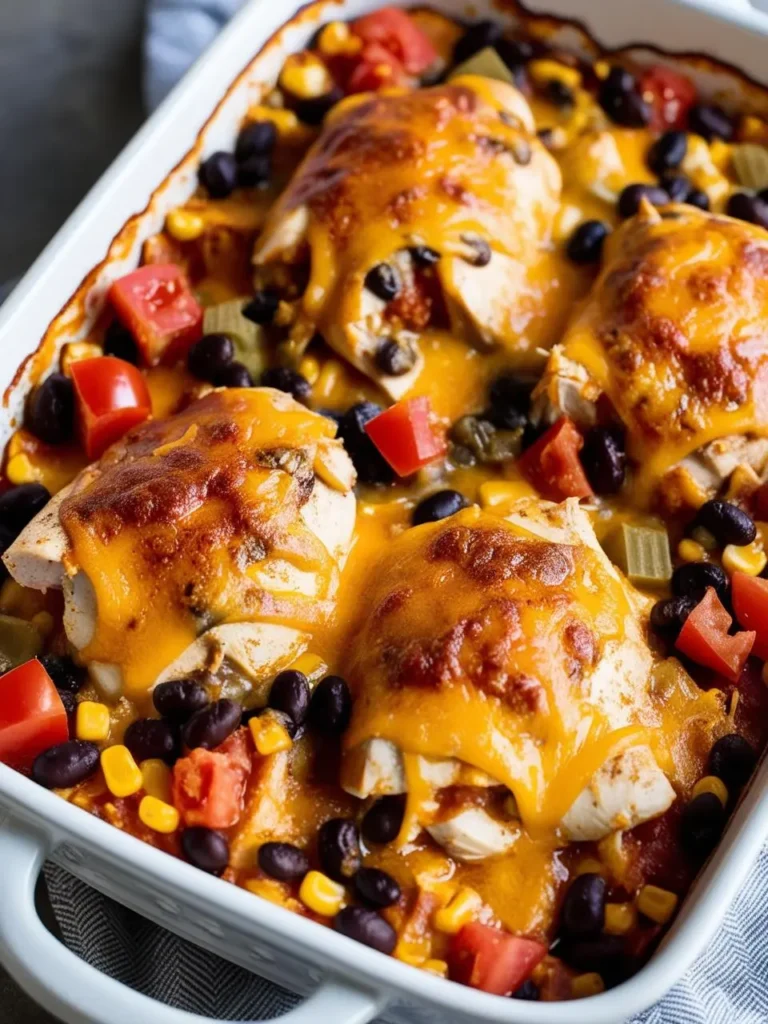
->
449, 47, 515, 85
202, 299, 267, 378
607, 524, 672, 586
0, 613, 42, 674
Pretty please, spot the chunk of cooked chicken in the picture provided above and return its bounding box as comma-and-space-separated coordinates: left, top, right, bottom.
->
342, 497, 725, 855
253, 77, 562, 397
533, 202, 768, 506
4, 388, 355, 700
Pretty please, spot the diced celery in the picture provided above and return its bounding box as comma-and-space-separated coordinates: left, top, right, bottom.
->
450, 47, 514, 85
202, 299, 267, 377
0, 613, 42, 673
607, 524, 672, 586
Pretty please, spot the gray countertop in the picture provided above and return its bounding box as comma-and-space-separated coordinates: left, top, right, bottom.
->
0, 1, 145, 1018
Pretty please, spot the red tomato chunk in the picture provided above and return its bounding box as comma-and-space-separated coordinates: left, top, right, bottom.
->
518, 417, 593, 502
676, 586, 755, 682
640, 65, 697, 131
70, 356, 152, 460
364, 396, 446, 476
109, 264, 202, 366
0, 660, 68, 771
449, 922, 547, 996
351, 7, 438, 75
173, 728, 252, 829
732, 571, 768, 660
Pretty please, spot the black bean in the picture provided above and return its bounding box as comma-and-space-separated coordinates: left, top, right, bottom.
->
124, 718, 178, 765
237, 154, 272, 189
103, 320, 139, 364
0, 483, 50, 535
511, 980, 539, 1001
258, 841, 309, 881
260, 367, 312, 402
187, 333, 235, 382
374, 340, 416, 377
680, 792, 725, 856
215, 361, 253, 388
243, 291, 280, 325
545, 79, 574, 109
153, 679, 210, 723
235, 121, 278, 161
560, 873, 606, 938
293, 87, 344, 126
33, 740, 99, 789
709, 734, 757, 790
660, 173, 693, 202
58, 690, 77, 716
334, 906, 396, 954
726, 192, 768, 229
488, 373, 533, 430
650, 595, 696, 639
354, 867, 401, 908
27, 373, 75, 445
566, 220, 609, 264
598, 68, 651, 128
318, 818, 361, 882
461, 233, 491, 267
558, 934, 627, 978
453, 20, 503, 64
695, 499, 756, 547
686, 188, 710, 211
364, 264, 401, 302
495, 38, 534, 69
308, 675, 352, 734
181, 827, 230, 875
268, 670, 310, 728
409, 245, 440, 267
39, 654, 86, 694
199, 151, 238, 198
688, 104, 734, 142
361, 795, 406, 845
412, 490, 468, 526
618, 183, 670, 219
337, 403, 395, 486
671, 561, 729, 602
182, 699, 242, 750
647, 131, 687, 175
580, 427, 626, 494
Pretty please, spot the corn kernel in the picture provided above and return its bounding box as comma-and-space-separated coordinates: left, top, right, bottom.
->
245, 877, 293, 907
722, 541, 767, 577
692, 774, 728, 807
315, 359, 343, 400
30, 611, 54, 637
100, 744, 143, 798
604, 902, 636, 935
61, 341, 103, 376
140, 758, 173, 802
637, 884, 678, 924
298, 356, 320, 386
529, 58, 581, 90
76, 701, 111, 743
138, 795, 180, 834
299, 870, 346, 916
572, 972, 605, 998
394, 941, 427, 966
479, 479, 535, 508
691, 525, 718, 552
678, 539, 706, 563
280, 52, 334, 101
433, 887, 482, 934
166, 208, 205, 242
422, 959, 448, 978
574, 858, 604, 877
318, 21, 363, 57
709, 138, 731, 171
249, 714, 293, 756
288, 651, 327, 682
6, 453, 40, 486
593, 60, 610, 80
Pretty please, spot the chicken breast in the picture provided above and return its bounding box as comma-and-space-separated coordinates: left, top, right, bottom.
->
341, 497, 721, 856
252, 76, 562, 397
4, 388, 355, 700
533, 202, 768, 507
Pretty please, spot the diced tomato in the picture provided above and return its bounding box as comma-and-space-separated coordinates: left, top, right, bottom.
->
518, 417, 593, 502
639, 65, 697, 131
109, 264, 202, 366
676, 587, 755, 682
70, 357, 152, 461
0, 660, 69, 771
364, 396, 446, 477
352, 7, 438, 75
172, 728, 252, 829
449, 922, 547, 997
345, 43, 407, 94
732, 571, 768, 660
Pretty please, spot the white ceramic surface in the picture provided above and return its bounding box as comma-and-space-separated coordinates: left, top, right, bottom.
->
2, 1, 768, 1022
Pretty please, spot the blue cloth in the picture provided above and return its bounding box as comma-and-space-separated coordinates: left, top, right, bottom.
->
50, 3, 762, 1022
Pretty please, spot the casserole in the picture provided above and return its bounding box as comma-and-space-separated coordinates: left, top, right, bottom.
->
3, 0, 768, 1020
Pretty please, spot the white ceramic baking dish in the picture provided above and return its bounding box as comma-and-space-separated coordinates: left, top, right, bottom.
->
2, 1, 768, 1021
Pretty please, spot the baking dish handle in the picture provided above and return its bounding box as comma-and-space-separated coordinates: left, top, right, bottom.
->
0, 821, 384, 1024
